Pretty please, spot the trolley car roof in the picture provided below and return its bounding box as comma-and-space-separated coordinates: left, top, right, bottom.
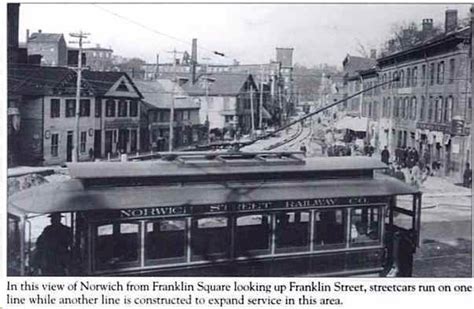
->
67, 156, 387, 179
9, 175, 418, 215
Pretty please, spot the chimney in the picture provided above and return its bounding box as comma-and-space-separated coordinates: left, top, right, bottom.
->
388, 39, 396, 53
26, 29, 30, 42
370, 49, 377, 59
422, 19, 433, 32
96, 43, 100, 48
445, 9, 458, 33
191, 38, 197, 84
38, 29, 42, 33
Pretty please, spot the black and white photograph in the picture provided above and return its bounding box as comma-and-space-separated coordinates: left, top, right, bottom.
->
6, 2, 472, 279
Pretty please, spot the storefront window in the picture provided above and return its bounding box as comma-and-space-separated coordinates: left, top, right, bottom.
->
275, 211, 310, 253
145, 219, 186, 264
314, 209, 346, 249
350, 207, 381, 247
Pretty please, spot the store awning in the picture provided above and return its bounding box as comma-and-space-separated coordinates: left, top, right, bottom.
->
335, 116, 368, 132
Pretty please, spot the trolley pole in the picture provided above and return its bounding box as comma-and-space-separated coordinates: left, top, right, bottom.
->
69, 31, 89, 162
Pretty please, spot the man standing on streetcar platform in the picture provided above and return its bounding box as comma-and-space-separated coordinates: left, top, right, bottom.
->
33, 212, 72, 275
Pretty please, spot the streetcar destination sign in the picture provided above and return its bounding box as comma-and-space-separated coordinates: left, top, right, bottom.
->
88, 196, 388, 220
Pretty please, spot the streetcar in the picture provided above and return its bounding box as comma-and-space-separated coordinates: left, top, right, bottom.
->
7, 151, 421, 277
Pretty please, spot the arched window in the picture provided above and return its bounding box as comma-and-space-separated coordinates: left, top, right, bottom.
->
393, 97, 399, 117
406, 68, 411, 87
399, 70, 405, 88
393, 72, 399, 88
412, 67, 418, 86
388, 72, 392, 89
427, 96, 434, 122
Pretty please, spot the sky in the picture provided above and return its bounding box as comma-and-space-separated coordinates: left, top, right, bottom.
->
18, 3, 471, 68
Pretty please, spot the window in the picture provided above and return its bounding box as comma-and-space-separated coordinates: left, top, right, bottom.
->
65, 99, 76, 117
386, 97, 391, 118
412, 67, 418, 86
467, 97, 472, 123
314, 209, 346, 248
406, 68, 411, 87
420, 96, 426, 121
411, 97, 417, 120
430, 63, 435, 85
191, 216, 229, 260
449, 59, 455, 83
50, 99, 60, 118
129, 100, 138, 117
350, 207, 381, 246
444, 96, 453, 123
51, 133, 59, 157
145, 219, 186, 264
94, 222, 140, 270
235, 215, 271, 256
79, 99, 90, 117
393, 72, 398, 88
118, 99, 128, 117
421, 64, 426, 86
399, 70, 404, 88
224, 115, 233, 123
105, 99, 115, 117
275, 211, 310, 253
436, 96, 443, 123
437, 61, 445, 84
382, 74, 386, 90
95, 98, 102, 118
428, 97, 434, 122
388, 72, 392, 89
393, 98, 399, 118
80, 131, 87, 153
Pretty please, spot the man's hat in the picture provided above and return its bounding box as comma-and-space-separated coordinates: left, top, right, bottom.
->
47, 212, 64, 218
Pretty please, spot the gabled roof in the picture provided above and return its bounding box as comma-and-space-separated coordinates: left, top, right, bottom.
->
8, 64, 73, 96
28, 32, 64, 43
342, 55, 376, 79
184, 73, 256, 96
8, 64, 142, 98
133, 79, 199, 110
82, 71, 142, 98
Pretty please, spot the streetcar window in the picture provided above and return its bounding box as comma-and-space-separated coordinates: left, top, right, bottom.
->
314, 209, 346, 248
145, 219, 186, 263
94, 222, 140, 270
235, 215, 271, 256
275, 211, 310, 253
192, 217, 230, 260
350, 207, 381, 246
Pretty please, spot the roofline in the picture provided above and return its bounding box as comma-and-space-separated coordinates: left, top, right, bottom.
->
377, 26, 470, 63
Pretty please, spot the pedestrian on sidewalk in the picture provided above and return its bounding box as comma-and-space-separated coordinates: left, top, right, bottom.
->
463, 162, 472, 188
381, 146, 390, 165
300, 143, 307, 157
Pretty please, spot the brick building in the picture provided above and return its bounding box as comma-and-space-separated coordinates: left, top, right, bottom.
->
376, 10, 471, 176
83, 44, 114, 71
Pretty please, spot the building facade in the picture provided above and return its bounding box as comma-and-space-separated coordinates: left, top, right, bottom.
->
26, 31, 67, 67
83, 45, 114, 71
377, 11, 471, 176
8, 65, 143, 166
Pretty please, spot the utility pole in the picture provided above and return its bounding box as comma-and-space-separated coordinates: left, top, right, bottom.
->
249, 72, 255, 136
69, 31, 89, 162
259, 65, 264, 129
167, 48, 184, 152
202, 57, 211, 143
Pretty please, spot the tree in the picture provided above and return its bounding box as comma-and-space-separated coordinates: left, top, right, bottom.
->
381, 21, 443, 55
115, 57, 146, 78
